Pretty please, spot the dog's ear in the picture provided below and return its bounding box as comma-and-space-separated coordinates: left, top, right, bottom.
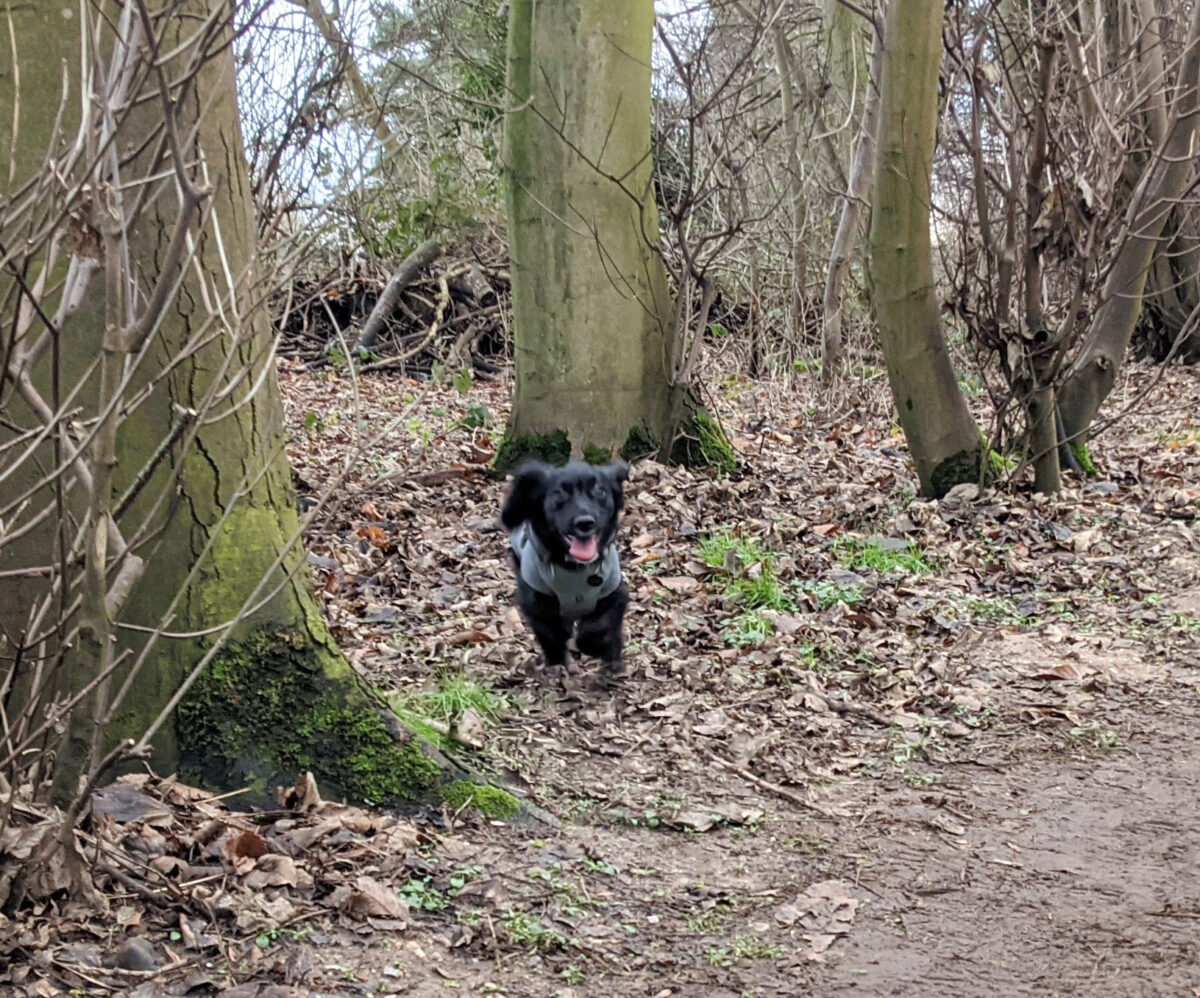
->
603, 461, 629, 512
501, 462, 552, 529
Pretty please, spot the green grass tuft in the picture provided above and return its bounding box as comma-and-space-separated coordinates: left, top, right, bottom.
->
696, 528, 795, 645
834, 537, 933, 574
389, 673, 503, 750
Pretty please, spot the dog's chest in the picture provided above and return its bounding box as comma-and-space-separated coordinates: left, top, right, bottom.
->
510, 523, 620, 616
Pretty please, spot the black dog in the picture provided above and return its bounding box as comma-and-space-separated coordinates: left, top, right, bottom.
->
501, 460, 630, 677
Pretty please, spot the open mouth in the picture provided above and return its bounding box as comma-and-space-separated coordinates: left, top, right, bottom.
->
566, 534, 599, 563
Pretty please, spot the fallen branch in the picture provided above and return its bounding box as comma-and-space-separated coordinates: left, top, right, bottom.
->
352, 238, 443, 355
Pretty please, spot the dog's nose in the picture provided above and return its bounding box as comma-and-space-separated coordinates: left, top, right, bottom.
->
573, 515, 596, 535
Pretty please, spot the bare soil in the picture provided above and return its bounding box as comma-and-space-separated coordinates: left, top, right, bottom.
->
5, 362, 1199, 998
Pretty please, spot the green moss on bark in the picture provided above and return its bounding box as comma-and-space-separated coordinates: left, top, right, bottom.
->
1070, 441, 1097, 476
620, 425, 659, 462
494, 430, 571, 472
670, 409, 738, 473
178, 630, 440, 806
582, 443, 612, 464
929, 448, 983, 498
440, 780, 520, 818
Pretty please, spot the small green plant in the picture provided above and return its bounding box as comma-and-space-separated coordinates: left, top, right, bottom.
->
405, 416, 434, 449
1171, 612, 1200, 633
705, 946, 733, 967
452, 369, 474, 394
798, 579, 865, 608
835, 537, 932, 574
731, 936, 786, 960
1069, 722, 1121, 749
397, 867, 485, 912
891, 734, 929, 768
698, 529, 795, 645
395, 673, 501, 726
1160, 427, 1200, 447
722, 610, 772, 647
1070, 441, 1097, 476
988, 448, 1016, 474
399, 876, 449, 912
728, 573, 791, 611
960, 594, 1029, 624
957, 372, 984, 397
561, 965, 585, 985
699, 529, 795, 618
460, 400, 491, 429
582, 443, 612, 464
500, 908, 570, 951
440, 781, 520, 818
783, 833, 828, 856
686, 903, 734, 933
254, 924, 314, 949
563, 795, 602, 821
697, 529, 771, 571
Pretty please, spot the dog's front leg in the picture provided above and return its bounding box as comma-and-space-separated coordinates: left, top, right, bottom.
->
518, 586, 571, 667
577, 584, 630, 678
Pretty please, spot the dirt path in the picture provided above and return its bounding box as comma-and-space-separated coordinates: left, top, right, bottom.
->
821, 718, 1200, 997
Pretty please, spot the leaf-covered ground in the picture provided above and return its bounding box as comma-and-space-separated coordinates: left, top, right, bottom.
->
6, 361, 1200, 997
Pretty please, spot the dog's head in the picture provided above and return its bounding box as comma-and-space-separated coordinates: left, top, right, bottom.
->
501, 460, 628, 565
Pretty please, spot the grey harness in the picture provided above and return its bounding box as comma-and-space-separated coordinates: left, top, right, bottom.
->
509, 522, 622, 617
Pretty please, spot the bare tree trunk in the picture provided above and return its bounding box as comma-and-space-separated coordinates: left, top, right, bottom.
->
1022, 42, 1061, 494
821, 23, 883, 384
1058, 0, 1200, 445
773, 26, 807, 347
868, 0, 982, 497
502, 0, 679, 462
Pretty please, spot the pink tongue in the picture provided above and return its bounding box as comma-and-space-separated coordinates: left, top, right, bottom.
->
568, 536, 599, 562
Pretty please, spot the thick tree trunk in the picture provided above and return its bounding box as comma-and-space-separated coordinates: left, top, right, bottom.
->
502, 0, 678, 462
0, 2, 439, 808
1058, 0, 1200, 443
868, 0, 983, 497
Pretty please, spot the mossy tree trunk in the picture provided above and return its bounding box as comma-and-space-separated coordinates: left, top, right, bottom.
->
867, 0, 983, 497
502, 0, 678, 463
0, 2, 437, 807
